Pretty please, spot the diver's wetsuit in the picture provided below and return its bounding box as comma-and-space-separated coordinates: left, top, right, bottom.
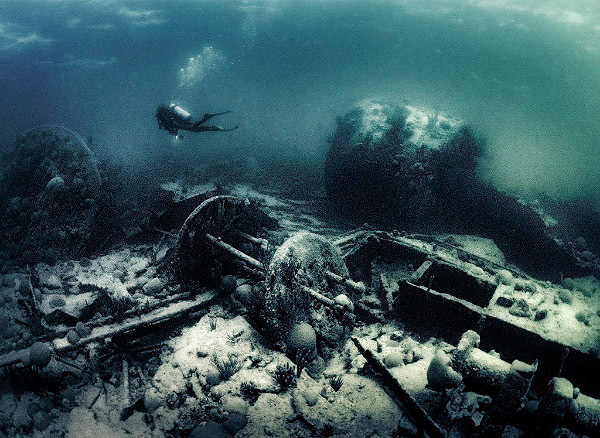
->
156, 105, 239, 136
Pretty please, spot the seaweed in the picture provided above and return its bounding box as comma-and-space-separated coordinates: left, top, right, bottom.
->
240, 381, 261, 403
274, 363, 296, 391
329, 375, 343, 392
211, 353, 242, 381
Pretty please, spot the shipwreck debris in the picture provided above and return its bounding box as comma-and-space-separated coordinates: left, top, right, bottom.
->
173, 195, 277, 287
255, 231, 362, 354
169, 198, 368, 350
1, 183, 599, 437
0, 291, 218, 369
352, 337, 447, 438
325, 100, 599, 281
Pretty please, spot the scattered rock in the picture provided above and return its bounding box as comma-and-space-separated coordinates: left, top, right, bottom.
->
286, 322, 317, 360
29, 342, 52, 368
220, 275, 237, 294
334, 294, 354, 312
397, 415, 419, 436
223, 412, 248, 435
49, 295, 66, 308
12, 401, 32, 430
534, 309, 548, 321
80, 274, 133, 304
205, 367, 222, 386
515, 282, 537, 294
128, 259, 149, 276
67, 330, 81, 345
234, 284, 253, 305
509, 299, 532, 318
37, 398, 53, 413
33, 411, 52, 431
427, 349, 462, 389
524, 400, 539, 413
222, 395, 248, 415
495, 270, 514, 286
558, 289, 573, 304
40, 291, 99, 325
144, 387, 163, 412
575, 311, 591, 326
39, 272, 62, 290
46, 175, 66, 192
190, 420, 230, 438
446, 389, 491, 425
383, 352, 403, 369
401, 350, 416, 365
467, 265, 486, 277
143, 278, 165, 296
75, 321, 91, 338
209, 407, 226, 423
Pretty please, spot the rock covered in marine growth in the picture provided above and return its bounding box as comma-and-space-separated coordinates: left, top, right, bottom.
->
427, 349, 463, 390
75, 321, 91, 338
143, 277, 165, 296
29, 342, 53, 368
253, 232, 350, 356
286, 322, 317, 360
0, 125, 101, 264
325, 99, 471, 226
189, 420, 230, 438
325, 99, 589, 280
219, 275, 237, 294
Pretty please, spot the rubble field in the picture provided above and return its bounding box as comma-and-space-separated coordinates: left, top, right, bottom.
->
0, 184, 599, 438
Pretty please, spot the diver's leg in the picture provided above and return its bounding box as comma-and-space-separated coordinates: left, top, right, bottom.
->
195, 111, 232, 125
194, 125, 239, 132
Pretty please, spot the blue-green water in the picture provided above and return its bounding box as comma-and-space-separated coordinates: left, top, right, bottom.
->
1, 0, 599, 203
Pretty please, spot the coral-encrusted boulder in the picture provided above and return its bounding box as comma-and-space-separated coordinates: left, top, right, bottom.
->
252, 232, 350, 357
0, 126, 101, 264
325, 99, 478, 227
324, 99, 593, 280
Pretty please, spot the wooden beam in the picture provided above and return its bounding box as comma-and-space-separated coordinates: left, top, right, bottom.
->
0, 292, 217, 368
325, 270, 366, 294
205, 233, 265, 272
352, 337, 447, 438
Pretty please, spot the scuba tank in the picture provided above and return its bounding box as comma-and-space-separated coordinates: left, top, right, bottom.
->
168, 104, 192, 121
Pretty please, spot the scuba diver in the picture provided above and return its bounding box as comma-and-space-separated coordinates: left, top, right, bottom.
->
156, 104, 239, 137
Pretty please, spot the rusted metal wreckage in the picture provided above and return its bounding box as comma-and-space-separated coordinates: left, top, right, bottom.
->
1, 195, 599, 436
